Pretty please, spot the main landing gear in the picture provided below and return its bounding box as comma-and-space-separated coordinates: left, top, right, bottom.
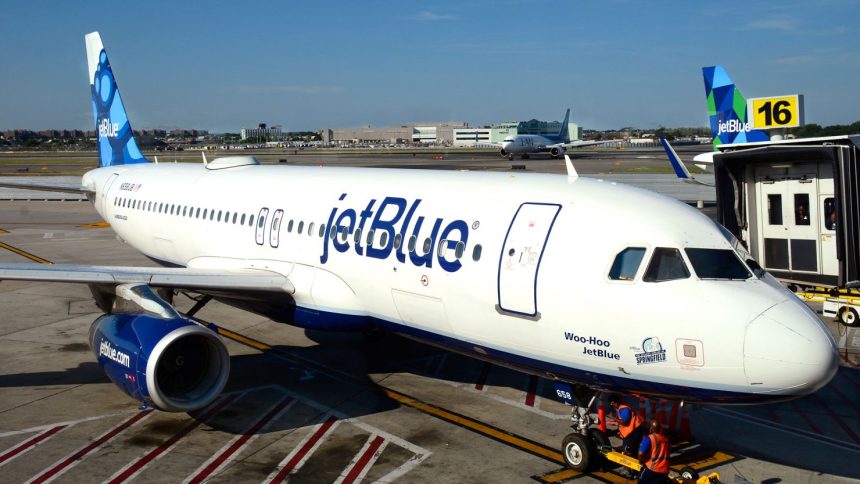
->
560, 390, 606, 471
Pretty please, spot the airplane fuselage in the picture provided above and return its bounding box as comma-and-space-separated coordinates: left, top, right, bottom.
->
501, 134, 566, 157
82, 162, 839, 404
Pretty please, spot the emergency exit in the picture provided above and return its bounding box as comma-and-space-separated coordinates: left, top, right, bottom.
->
497, 203, 561, 318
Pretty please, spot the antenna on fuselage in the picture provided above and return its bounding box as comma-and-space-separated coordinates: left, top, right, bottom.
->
564, 154, 578, 178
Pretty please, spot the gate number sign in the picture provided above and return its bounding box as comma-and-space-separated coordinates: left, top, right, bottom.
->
748, 94, 804, 129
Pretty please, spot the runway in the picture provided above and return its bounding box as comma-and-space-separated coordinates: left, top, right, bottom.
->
0, 152, 857, 483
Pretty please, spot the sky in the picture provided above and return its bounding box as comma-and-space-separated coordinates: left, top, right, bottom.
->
1, 0, 858, 133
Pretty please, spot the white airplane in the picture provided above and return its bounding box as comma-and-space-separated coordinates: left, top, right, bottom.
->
0, 33, 840, 471
481, 109, 608, 160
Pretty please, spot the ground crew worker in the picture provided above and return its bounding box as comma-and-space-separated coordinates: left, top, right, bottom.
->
638, 419, 670, 483
608, 395, 646, 455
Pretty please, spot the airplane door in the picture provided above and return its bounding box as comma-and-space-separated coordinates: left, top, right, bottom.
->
255, 208, 269, 246
756, 166, 819, 273
497, 203, 561, 318
270, 209, 284, 248
100, 173, 119, 214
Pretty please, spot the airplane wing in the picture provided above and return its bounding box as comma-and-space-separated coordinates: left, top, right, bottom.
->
559, 140, 612, 149
0, 179, 91, 194
0, 262, 294, 293
659, 136, 714, 187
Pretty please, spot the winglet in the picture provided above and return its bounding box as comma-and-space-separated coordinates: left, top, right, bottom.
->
660, 136, 692, 180
564, 154, 578, 178
202, 151, 208, 166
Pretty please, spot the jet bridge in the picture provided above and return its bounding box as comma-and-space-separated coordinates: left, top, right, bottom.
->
713, 135, 860, 289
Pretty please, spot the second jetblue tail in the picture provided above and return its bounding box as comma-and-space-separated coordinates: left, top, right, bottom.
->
558, 108, 571, 141
86, 32, 149, 168
702, 66, 769, 150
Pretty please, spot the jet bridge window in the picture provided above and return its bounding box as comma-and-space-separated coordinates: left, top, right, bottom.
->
643, 248, 690, 282
685, 248, 751, 280
608, 247, 646, 281
824, 197, 836, 231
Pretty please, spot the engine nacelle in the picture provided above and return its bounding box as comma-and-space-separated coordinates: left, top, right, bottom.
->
89, 313, 230, 412
500, 148, 508, 157
550, 146, 565, 158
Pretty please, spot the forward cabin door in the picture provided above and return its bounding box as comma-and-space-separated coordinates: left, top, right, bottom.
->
497, 203, 561, 319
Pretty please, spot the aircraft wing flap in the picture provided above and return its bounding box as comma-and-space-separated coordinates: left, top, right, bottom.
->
0, 263, 294, 293
0, 180, 92, 194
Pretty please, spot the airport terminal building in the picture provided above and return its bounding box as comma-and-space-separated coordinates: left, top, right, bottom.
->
322, 118, 582, 147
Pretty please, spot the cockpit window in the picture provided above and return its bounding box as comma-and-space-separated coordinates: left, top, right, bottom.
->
643, 248, 690, 282
685, 248, 752, 280
608, 247, 646, 281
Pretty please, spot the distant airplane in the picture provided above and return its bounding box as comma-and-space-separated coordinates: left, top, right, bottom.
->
0, 33, 839, 472
478, 109, 608, 160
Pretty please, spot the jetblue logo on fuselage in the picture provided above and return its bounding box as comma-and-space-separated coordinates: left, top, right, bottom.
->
98, 118, 119, 138
320, 194, 470, 273
716, 119, 752, 136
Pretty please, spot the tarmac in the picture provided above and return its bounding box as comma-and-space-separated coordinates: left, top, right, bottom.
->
0, 149, 857, 483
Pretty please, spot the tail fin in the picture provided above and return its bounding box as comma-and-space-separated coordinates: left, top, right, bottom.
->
558, 108, 570, 140
86, 32, 149, 168
702, 66, 769, 150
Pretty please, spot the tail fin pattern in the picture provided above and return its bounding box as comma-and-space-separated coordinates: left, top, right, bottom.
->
85, 32, 148, 168
702, 66, 769, 149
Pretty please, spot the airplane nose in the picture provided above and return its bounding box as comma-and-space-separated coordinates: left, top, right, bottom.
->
744, 299, 839, 396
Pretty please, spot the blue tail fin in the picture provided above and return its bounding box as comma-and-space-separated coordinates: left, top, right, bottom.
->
86, 32, 149, 168
558, 108, 570, 140
702, 66, 769, 150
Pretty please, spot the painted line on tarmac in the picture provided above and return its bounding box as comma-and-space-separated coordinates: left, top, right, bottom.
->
0, 425, 68, 468
186, 395, 296, 484
0, 228, 7, 235
266, 414, 340, 483
107, 393, 243, 484
334, 434, 387, 484
79, 221, 110, 228
0, 241, 53, 264
26, 409, 153, 484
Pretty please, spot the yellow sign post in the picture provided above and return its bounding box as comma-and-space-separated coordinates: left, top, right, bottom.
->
748, 95, 804, 129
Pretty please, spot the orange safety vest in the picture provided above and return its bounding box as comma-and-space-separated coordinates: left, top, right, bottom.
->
646, 433, 670, 474
617, 404, 644, 438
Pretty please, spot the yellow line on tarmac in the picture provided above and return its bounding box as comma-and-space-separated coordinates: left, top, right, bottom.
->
0, 241, 53, 264
0, 229, 8, 235
215, 327, 271, 351
79, 221, 110, 228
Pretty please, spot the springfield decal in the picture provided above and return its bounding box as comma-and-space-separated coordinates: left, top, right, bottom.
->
563, 331, 620, 360
634, 337, 666, 365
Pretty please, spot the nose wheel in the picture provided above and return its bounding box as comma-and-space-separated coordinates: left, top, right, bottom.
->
562, 433, 593, 471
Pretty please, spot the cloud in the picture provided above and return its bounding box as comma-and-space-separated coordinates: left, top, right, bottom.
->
412, 10, 457, 21
739, 16, 796, 31
237, 85, 345, 95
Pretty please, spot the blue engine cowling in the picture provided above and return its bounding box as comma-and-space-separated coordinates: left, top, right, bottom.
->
89, 313, 230, 412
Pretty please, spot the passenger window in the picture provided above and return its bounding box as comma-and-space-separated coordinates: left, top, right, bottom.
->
367, 229, 375, 246
767, 194, 782, 225
608, 247, 646, 281
298, 221, 304, 234
217, 210, 222, 222
248, 214, 254, 226
203, 208, 208, 219
423, 237, 432, 254
794, 193, 810, 226
287, 220, 294, 232
224, 211, 230, 223
308, 222, 315, 236
319, 224, 325, 237
182, 206, 187, 216
824, 197, 836, 231
472, 244, 482, 261
354, 228, 362, 244
394, 233, 403, 250
340, 226, 348, 241
210, 209, 215, 221
240, 214, 246, 225
196, 208, 201, 218
408, 235, 417, 253
643, 248, 690, 282
438, 239, 447, 257
380, 231, 389, 247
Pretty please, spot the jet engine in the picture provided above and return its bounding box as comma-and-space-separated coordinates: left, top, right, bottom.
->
550, 146, 565, 158
89, 312, 230, 412
500, 148, 509, 157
